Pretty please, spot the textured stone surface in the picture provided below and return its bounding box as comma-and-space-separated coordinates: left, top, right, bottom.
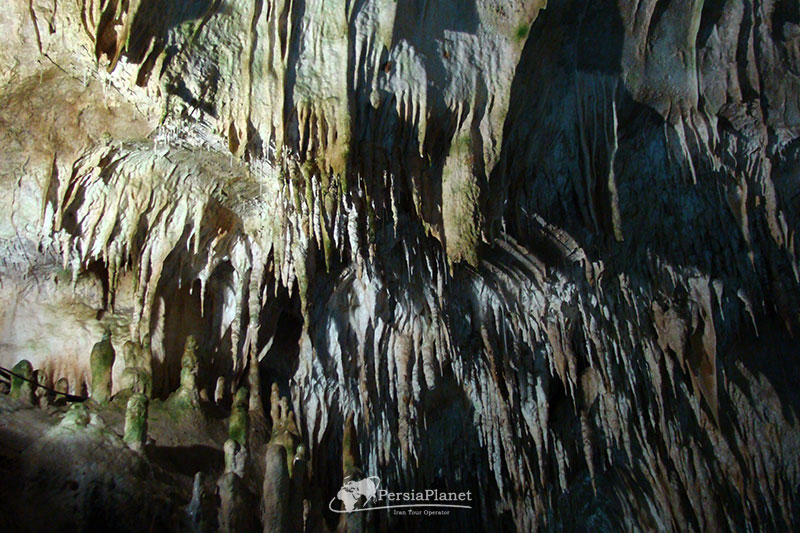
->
124, 392, 149, 451
9, 359, 34, 402
90, 329, 116, 403
1, 0, 800, 530
0, 397, 181, 531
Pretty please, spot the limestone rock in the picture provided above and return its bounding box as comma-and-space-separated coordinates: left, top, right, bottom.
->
228, 387, 249, 447
216, 472, 259, 533
223, 439, 248, 479
9, 359, 34, 403
186, 472, 216, 533
53, 378, 70, 406
261, 445, 289, 533
119, 341, 153, 397
123, 393, 148, 452
1, 0, 800, 530
33, 370, 49, 407
89, 329, 115, 404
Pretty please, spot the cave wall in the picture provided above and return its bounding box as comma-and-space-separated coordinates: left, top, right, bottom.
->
1, 0, 800, 530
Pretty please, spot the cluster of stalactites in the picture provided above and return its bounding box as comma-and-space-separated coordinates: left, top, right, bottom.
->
48, 135, 397, 375
47, 130, 800, 529
287, 220, 799, 531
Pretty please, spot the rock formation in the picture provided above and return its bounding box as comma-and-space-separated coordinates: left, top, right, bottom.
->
262, 444, 290, 533
53, 377, 70, 406
229, 387, 251, 448
186, 472, 217, 533
33, 369, 49, 407
168, 335, 202, 408
1, 0, 800, 530
9, 359, 34, 403
119, 340, 154, 397
90, 329, 116, 404
123, 392, 149, 452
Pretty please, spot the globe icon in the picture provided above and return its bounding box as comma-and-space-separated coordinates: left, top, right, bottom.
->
335, 476, 381, 512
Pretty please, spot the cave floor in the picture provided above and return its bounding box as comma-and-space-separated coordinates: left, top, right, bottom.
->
0, 394, 232, 532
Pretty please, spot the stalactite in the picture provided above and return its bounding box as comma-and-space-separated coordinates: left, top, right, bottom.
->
1, 0, 800, 530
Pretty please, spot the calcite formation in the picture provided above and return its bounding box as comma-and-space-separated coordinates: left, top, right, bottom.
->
169, 335, 202, 408
123, 392, 149, 452
90, 328, 116, 403
53, 377, 70, 406
9, 359, 34, 403
262, 444, 291, 532
119, 340, 153, 396
1, 0, 799, 530
228, 386, 250, 447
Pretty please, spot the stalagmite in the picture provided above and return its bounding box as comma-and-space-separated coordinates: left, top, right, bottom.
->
216, 470, 257, 533
53, 378, 70, 406
89, 329, 115, 404
214, 377, 226, 405
228, 387, 250, 447
9, 360, 34, 403
60, 403, 91, 429
119, 341, 152, 396
340, 413, 366, 533
186, 472, 215, 533
180, 337, 200, 397
123, 393, 148, 452
268, 383, 301, 474
261, 445, 289, 533
289, 444, 309, 532
34, 370, 49, 407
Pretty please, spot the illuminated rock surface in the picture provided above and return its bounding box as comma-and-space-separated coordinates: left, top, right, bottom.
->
1, 0, 799, 530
